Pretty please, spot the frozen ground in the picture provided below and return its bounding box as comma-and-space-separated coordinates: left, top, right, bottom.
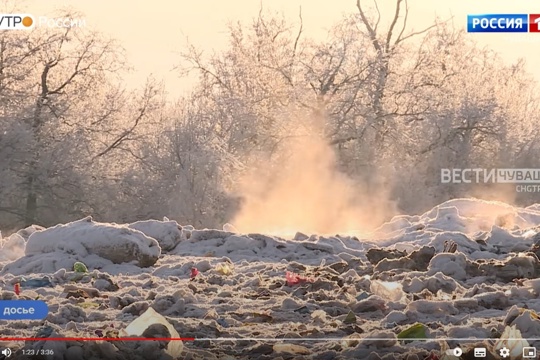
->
1, 198, 540, 359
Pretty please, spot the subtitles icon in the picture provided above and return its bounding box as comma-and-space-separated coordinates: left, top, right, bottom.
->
474, 347, 486, 357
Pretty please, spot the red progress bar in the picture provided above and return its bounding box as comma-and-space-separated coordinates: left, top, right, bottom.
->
0, 338, 195, 341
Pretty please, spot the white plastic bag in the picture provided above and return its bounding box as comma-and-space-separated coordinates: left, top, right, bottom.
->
370, 280, 404, 302
494, 325, 529, 359
122, 307, 183, 358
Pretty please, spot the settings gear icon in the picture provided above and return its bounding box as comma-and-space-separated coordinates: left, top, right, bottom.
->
499, 346, 511, 358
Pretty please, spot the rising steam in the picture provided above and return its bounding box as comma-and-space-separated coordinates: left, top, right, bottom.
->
228, 110, 397, 237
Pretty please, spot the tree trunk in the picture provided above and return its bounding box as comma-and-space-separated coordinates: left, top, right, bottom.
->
24, 64, 49, 225
25, 175, 37, 226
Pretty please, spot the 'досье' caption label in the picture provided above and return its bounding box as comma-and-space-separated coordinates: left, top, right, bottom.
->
0, 300, 48, 320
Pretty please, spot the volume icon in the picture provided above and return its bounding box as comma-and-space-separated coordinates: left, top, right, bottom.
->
1, 348, 12, 357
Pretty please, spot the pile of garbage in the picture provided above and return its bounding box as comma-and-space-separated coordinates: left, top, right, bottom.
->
1, 198, 540, 359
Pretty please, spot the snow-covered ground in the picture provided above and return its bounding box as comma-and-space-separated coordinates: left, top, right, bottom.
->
1, 198, 540, 359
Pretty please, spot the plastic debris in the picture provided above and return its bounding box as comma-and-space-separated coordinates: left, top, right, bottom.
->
494, 325, 529, 359
285, 271, 314, 286
21, 277, 52, 288
356, 292, 370, 301
216, 318, 229, 328
73, 261, 88, 273
34, 326, 54, 338
343, 311, 357, 324
122, 307, 183, 358
216, 263, 233, 275
14, 283, 20, 295
370, 280, 404, 302
105, 329, 119, 338
78, 301, 99, 309
397, 323, 428, 340
63, 285, 101, 299
96, 324, 117, 338
293, 306, 310, 314
190, 267, 199, 279
249, 312, 273, 323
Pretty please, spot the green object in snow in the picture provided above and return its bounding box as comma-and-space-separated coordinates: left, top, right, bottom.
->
344, 311, 357, 324
397, 323, 427, 340
73, 262, 88, 273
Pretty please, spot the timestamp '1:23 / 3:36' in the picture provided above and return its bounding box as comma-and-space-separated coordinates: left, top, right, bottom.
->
22, 349, 55, 356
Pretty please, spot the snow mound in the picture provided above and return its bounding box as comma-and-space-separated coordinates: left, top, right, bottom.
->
128, 219, 185, 251
376, 198, 540, 239
2, 217, 161, 275
0, 233, 25, 261
16, 224, 45, 241
1, 252, 115, 276
422, 198, 540, 232
170, 230, 366, 263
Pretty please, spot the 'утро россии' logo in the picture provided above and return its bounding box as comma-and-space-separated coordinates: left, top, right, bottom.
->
0, 14, 34, 30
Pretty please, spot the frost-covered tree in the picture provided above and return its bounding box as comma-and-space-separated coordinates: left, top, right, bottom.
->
175, 1, 540, 218
0, 9, 159, 228
2, 0, 539, 231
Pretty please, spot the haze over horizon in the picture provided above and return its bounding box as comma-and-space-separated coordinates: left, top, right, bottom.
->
19, 0, 540, 100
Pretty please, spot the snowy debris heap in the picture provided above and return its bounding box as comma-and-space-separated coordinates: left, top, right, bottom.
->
128, 219, 185, 252
2, 216, 161, 275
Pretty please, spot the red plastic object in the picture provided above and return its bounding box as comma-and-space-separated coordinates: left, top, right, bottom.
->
285, 271, 314, 286
190, 268, 199, 279
14, 283, 20, 296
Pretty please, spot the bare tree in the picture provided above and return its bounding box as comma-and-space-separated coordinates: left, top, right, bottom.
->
0, 16, 165, 227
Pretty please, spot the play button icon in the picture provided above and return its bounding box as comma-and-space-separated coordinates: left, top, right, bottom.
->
453, 347, 463, 357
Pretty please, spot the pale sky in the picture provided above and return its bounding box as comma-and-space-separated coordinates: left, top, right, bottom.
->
20, 0, 540, 99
